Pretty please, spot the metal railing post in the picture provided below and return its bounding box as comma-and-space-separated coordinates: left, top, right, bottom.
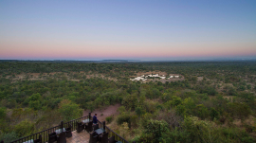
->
103, 121, 106, 131
61, 121, 63, 129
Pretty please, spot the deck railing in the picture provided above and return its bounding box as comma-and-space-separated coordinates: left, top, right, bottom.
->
8, 113, 129, 143
98, 120, 129, 143
9, 115, 90, 143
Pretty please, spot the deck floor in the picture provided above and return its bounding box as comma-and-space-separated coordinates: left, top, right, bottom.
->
66, 130, 90, 143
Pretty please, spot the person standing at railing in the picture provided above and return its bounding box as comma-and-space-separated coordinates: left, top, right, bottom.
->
93, 113, 98, 124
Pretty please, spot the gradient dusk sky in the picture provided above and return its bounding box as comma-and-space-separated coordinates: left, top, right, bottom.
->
0, 0, 256, 61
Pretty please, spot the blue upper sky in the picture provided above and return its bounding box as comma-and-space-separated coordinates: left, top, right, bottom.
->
0, 0, 256, 61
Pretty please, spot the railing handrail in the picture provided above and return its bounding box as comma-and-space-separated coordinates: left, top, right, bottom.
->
98, 120, 129, 143
10, 124, 61, 142
9, 115, 89, 143
106, 126, 129, 142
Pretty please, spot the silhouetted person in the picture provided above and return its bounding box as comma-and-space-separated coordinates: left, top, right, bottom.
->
93, 113, 98, 124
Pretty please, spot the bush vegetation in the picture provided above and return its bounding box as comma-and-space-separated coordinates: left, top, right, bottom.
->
0, 61, 256, 142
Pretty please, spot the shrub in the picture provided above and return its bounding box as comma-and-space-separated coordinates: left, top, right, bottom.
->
237, 85, 246, 91
164, 96, 182, 109
58, 99, 83, 121
142, 119, 169, 143
0, 107, 6, 119
155, 103, 164, 111
227, 102, 251, 120
28, 93, 41, 110
145, 101, 157, 113
227, 87, 237, 96
146, 88, 161, 99
171, 96, 182, 107
14, 120, 35, 137
122, 94, 138, 110
241, 136, 255, 143
206, 87, 218, 95
162, 128, 191, 143
183, 97, 196, 114
195, 104, 209, 119
156, 110, 182, 129
117, 114, 131, 128
29, 100, 41, 110
135, 107, 145, 117
210, 107, 219, 120
118, 106, 126, 113
0, 132, 18, 143
246, 84, 251, 90
106, 115, 113, 123
175, 104, 186, 118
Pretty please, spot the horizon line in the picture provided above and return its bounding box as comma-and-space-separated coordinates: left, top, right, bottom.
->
1, 59, 256, 62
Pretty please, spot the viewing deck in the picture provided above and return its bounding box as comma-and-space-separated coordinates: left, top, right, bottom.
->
66, 130, 90, 143
5, 113, 129, 143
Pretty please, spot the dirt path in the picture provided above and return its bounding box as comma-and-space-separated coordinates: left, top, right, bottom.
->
83, 104, 121, 122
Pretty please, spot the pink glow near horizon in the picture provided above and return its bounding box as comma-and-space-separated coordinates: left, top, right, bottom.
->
1, 33, 256, 59
1, 41, 256, 59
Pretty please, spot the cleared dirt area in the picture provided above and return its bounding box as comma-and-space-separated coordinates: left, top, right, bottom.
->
197, 77, 204, 81
83, 104, 121, 122
85, 74, 117, 81
6, 72, 117, 82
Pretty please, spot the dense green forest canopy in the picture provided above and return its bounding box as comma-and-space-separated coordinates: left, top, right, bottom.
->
1, 61, 256, 75
0, 61, 256, 142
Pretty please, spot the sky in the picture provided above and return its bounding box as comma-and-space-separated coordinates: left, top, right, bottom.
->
0, 0, 256, 61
